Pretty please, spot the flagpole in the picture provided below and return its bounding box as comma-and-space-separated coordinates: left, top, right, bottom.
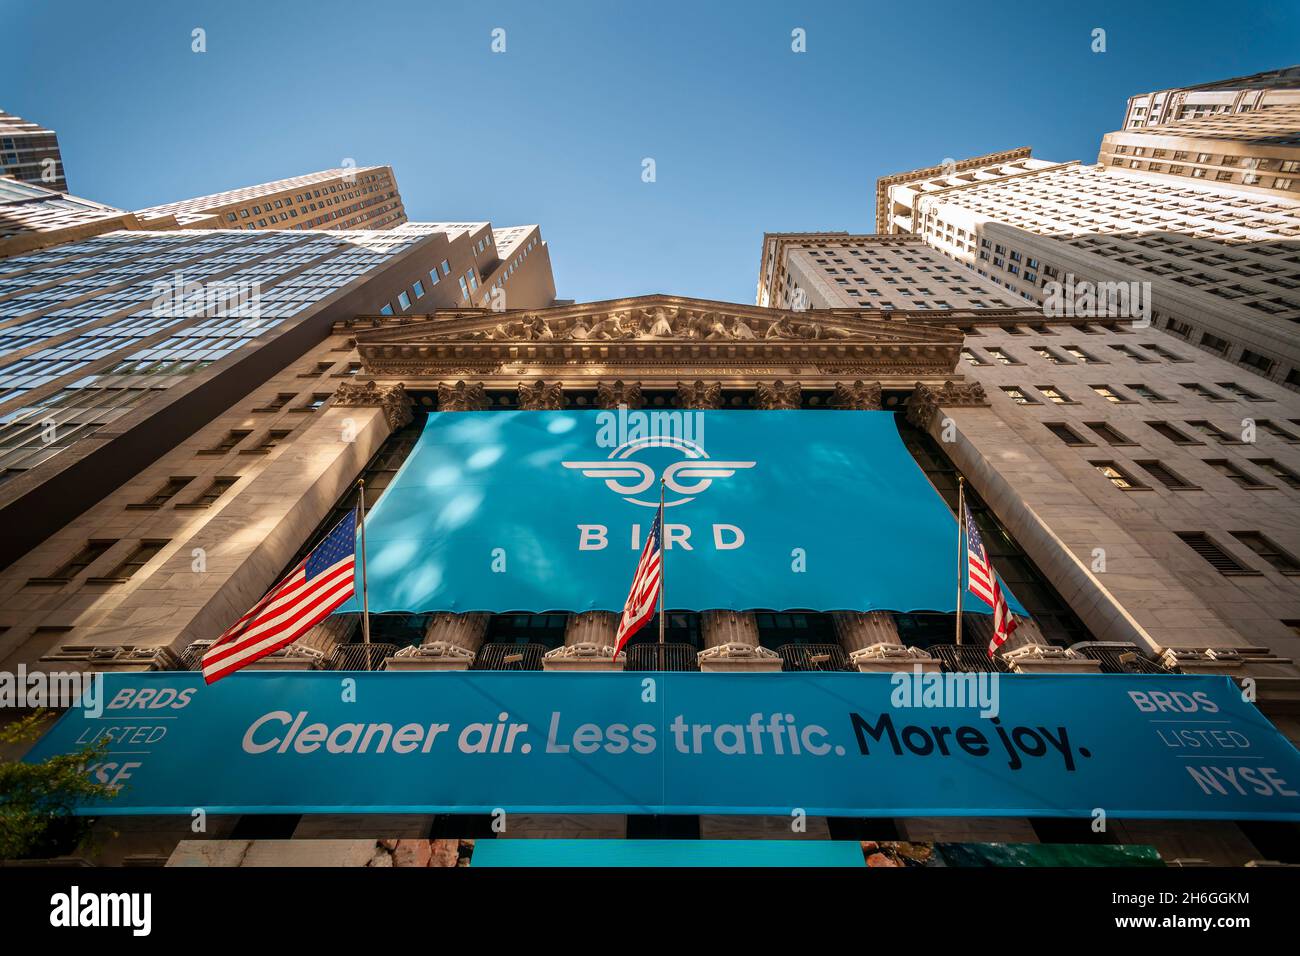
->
357, 478, 372, 670
657, 478, 665, 671
955, 477, 965, 646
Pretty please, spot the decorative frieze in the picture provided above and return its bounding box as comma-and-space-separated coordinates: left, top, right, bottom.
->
332, 380, 413, 430
517, 380, 565, 410
848, 642, 942, 674
1000, 642, 1101, 674
905, 379, 989, 429
436, 380, 490, 412
830, 380, 883, 410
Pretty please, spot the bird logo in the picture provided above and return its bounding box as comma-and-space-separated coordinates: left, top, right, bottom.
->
563, 436, 755, 507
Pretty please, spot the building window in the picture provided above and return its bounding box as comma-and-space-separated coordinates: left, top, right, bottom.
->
1240, 350, 1275, 373
130, 476, 194, 509
1250, 459, 1300, 488
254, 393, 296, 412
1176, 532, 1253, 574
1204, 459, 1270, 488
960, 349, 989, 367
1000, 386, 1038, 405
1064, 346, 1103, 364
1036, 385, 1074, 405
457, 276, 470, 299
92, 540, 170, 583
1231, 532, 1300, 573
1135, 460, 1197, 489
1199, 332, 1230, 355
1090, 385, 1128, 404
246, 429, 293, 453
412, 279, 426, 299
1145, 420, 1200, 445
1180, 383, 1226, 401
300, 393, 331, 412
1045, 422, 1091, 446
380, 304, 394, 316
1186, 420, 1238, 443
1216, 382, 1265, 401
985, 347, 1021, 366
1084, 422, 1134, 445
1091, 461, 1145, 490
1127, 383, 1169, 402
440, 259, 451, 276
397, 291, 412, 311
34, 540, 117, 584
1256, 419, 1299, 441
185, 476, 239, 508
200, 430, 251, 455
1031, 346, 1070, 365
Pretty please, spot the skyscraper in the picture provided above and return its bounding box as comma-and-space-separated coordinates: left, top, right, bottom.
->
1099, 102, 1300, 199
134, 167, 406, 232
1119, 64, 1300, 129
877, 149, 1300, 389
0, 220, 557, 568
0, 108, 68, 191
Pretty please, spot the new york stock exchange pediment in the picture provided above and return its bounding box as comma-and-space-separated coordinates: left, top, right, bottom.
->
339, 295, 979, 398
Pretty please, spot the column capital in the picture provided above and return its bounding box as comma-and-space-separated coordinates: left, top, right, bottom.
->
333, 379, 413, 430
518, 380, 565, 410
905, 379, 988, 430
436, 380, 490, 412
676, 380, 723, 409
830, 380, 882, 410
596, 380, 644, 409
753, 380, 801, 410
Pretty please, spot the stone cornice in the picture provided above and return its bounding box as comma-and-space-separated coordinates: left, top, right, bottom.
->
873, 146, 1034, 232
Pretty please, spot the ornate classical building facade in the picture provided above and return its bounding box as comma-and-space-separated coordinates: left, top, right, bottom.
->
2, 290, 1297, 861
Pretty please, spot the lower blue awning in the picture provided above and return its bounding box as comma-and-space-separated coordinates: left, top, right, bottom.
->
470, 839, 867, 867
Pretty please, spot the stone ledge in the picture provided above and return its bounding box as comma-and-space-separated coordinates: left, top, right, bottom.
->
384, 641, 475, 671
543, 641, 620, 671
1000, 643, 1101, 674
697, 642, 783, 672
849, 642, 942, 673
40, 644, 179, 672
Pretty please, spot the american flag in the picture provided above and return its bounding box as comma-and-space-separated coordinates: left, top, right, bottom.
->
612, 508, 663, 660
202, 509, 358, 684
964, 508, 996, 608
988, 575, 1019, 660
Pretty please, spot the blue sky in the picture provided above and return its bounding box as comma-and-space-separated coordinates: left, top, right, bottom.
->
2, 1, 1297, 304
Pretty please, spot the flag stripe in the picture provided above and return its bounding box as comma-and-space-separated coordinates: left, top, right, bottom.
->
613, 510, 662, 659
202, 510, 358, 683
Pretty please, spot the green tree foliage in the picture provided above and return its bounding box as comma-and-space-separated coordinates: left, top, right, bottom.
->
0, 711, 117, 859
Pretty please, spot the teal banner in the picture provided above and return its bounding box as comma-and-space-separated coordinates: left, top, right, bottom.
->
343, 409, 1024, 614
24, 671, 1300, 821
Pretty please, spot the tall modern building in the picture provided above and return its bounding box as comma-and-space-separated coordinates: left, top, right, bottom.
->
134, 167, 406, 232
0, 178, 151, 258
0, 109, 68, 192
1099, 102, 1300, 199
0, 220, 556, 568
1120, 64, 1300, 129
877, 149, 1300, 390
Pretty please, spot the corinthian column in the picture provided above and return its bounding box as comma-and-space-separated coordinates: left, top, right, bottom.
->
697, 611, 781, 672
543, 611, 621, 671
831, 612, 940, 673
385, 612, 488, 670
